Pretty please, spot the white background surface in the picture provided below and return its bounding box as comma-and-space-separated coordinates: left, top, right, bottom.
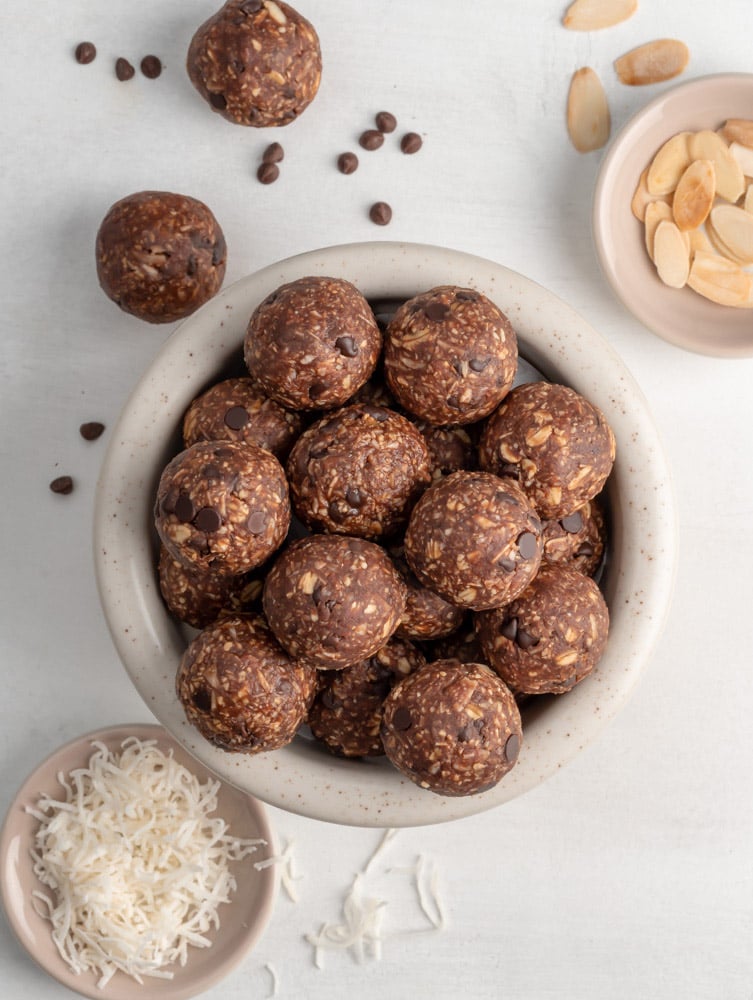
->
2, 2, 753, 998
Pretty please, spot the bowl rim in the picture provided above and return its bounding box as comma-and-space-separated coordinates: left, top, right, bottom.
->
93, 240, 678, 827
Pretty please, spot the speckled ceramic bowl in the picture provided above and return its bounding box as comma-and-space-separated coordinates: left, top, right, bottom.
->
94, 242, 677, 828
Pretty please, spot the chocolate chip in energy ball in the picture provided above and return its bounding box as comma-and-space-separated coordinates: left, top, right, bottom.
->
257, 162, 280, 185
369, 201, 392, 226
337, 151, 359, 175
50, 475, 74, 495
140, 55, 162, 79
79, 421, 105, 441
375, 110, 397, 133
263, 142, 284, 164
400, 131, 423, 154
115, 57, 135, 81
74, 42, 96, 65
360, 129, 385, 151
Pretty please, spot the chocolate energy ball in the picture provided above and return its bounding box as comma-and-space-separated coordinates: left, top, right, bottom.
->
415, 421, 477, 483
177, 613, 317, 752
95, 191, 226, 323
383, 285, 518, 426
423, 617, 485, 665
479, 381, 616, 520
287, 404, 431, 538
187, 0, 322, 127
475, 563, 609, 695
155, 439, 290, 576
381, 659, 522, 796
183, 377, 303, 460
404, 471, 542, 611
308, 637, 426, 758
158, 545, 263, 628
245, 277, 382, 410
262, 534, 407, 669
541, 497, 606, 577
389, 545, 465, 641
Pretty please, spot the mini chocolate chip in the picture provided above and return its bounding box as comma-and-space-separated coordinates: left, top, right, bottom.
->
504, 732, 520, 764
455, 289, 479, 301
327, 500, 347, 523
312, 582, 332, 605
247, 510, 268, 534
498, 556, 516, 573
375, 110, 397, 133
321, 689, 338, 710
468, 358, 490, 372
224, 405, 249, 430
209, 92, 227, 109
337, 151, 359, 174
392, 707, 413, 731
174, 494, 195, 523
240, 0, 263, 10
517, 531, 539, 560
335, 335, 358, 357
560, 511, 584, 533
202, 463, 222, 480
360, 404, 389, 421
231, 59, 246, 74
50, 475, 73, 495
576, 542, 594, 558
499, 462, 520, 479
516, 628, 539, 650
140, 55, 162, 79
345, 486, 363, 508
194, 507, 222, 533
263, 142, 284, 164
257, 162, 279, 184
308, 381, 328, 400
400, 132, 423, 154
75, 42, 96, 64
359, 129, 384, 151
192, 686, 212, 713
115, 57, 135, 81
425, 301, 450, 321
369, 201, 392, 225
186, 255, 197, 277
500, 616, 518, 640
79, 421, 105, 441
446, 395, 461, 410
495, 489, 519, 506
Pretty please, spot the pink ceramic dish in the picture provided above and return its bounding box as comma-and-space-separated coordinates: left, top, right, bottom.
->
0, 724, 278, 1000
593, 73, 753, 358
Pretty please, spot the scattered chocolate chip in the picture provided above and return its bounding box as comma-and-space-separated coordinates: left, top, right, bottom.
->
209, 92, 227, 109
500, 616, 518, 641
50, 475, 73, 495
337, 151, 359, 174
257, 162, 280, 185
504, 732, 520, 764
425, 301, 450, 322
327, 501, 347, 523
115, 57, 135, 81
140, 55, 162, 79
375, 110, 397, 133
194, 506, 222, 533
174, 494, 196, 523
392, 707, 413, 731
263, 141, 284, 164
400, 131, 423, 154
345, 486, 363, 508
79, 421, 105, 441
192, 686, 212, 713
247, 510, 268, 534
498, 556, 516, 573
224, 406, 249, 430
75, 42, 96, 65
560, 511, 584, 533
335, 335, 358, 357
369, 201, 392, 226
359, 129, 384, 151
517, 531, 538, 560
516, 628, 539, 650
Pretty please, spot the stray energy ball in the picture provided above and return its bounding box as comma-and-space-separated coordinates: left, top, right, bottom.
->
404, 471, 542, 611
183, 377, 303, 460
96, 191, 226, 323
541, 497, 606, 577
262, 534, 407, 669
287, 404, 431, 537
381, 659, 522, 796
479, 381, 616, 519
176, 613, 317, 752
155, 440, 290, 575
245, 277, 382, 410
384, 285, 518, 425
187, 0, 322, 127
475, 564, 610, 695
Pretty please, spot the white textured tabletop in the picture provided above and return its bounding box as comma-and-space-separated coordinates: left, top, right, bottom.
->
2, 2, 753, 998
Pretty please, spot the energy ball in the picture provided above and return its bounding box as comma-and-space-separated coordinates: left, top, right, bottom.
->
183, 377, 303, 460
245, 276, 381, 410
383, 285, 518, 426
479, 381, 616, 519
154, 439, 290, 576
262, 534, 407, 669
286, 404, 431, 538
541, 497, 606, 577
389, 544, 465, 641
404, 471, 542, 611
381, 659, 522, 796
186, 0, 322, 127
424, 618, 485, 665
308, 637, 426, 757
416, 421, 477, 483
95, 190, 226, 323
475, 563, 609, 695
158, 545, 263, 628
176, 613, 317, 752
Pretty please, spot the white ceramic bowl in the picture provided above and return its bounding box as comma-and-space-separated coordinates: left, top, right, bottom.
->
94, 241, 677, 828
593, 72, 753, 358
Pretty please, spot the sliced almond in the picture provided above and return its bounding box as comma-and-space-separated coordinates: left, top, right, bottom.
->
644, 201, 673, 260
706, 216, 749, 266
688, 251, 753, 308
729, 141, 753, 179
688, 226, 714, 258
646, 132, 692, 196
652, 220, 690, 288
562, 0, 637, 31
720, 119, 753, 150
688, 130, 745, 202
710, 204, 753, 263
744, 184, 753, 214
566, 67, 611, 153
671, 159, 715, 231
631, 167, 672, 221
614, 39, 689, 86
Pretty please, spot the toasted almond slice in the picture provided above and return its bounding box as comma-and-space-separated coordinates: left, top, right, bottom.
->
671, 159, 715, 231
653, 220, 690, 288
562, 0, 637, 30
687, 130, 745, 202
688, 250, 753, 307
631, 167, 672, 221
644, 201, 673, 260
720, 119, 753, 150
646, 132, 692, 196
688, 226, 714, 258
566, 67, 611, 153
744, 184, 753, 214
706, 216, 749, 266
614, 39, 689, 86
729, 142, 753, 179
710, 204, 753, 263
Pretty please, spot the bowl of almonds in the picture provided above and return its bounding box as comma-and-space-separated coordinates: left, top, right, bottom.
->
593, 73, 753, 357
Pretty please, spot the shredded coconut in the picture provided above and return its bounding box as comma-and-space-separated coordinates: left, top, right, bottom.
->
362, 827, 398, 874
26, 737, 264, 988
304, 872, 386, 969
265, 961, 280, 997
254, 838, 301, 902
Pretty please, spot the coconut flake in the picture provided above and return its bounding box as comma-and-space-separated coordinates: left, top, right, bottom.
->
253, 838, 301, 902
